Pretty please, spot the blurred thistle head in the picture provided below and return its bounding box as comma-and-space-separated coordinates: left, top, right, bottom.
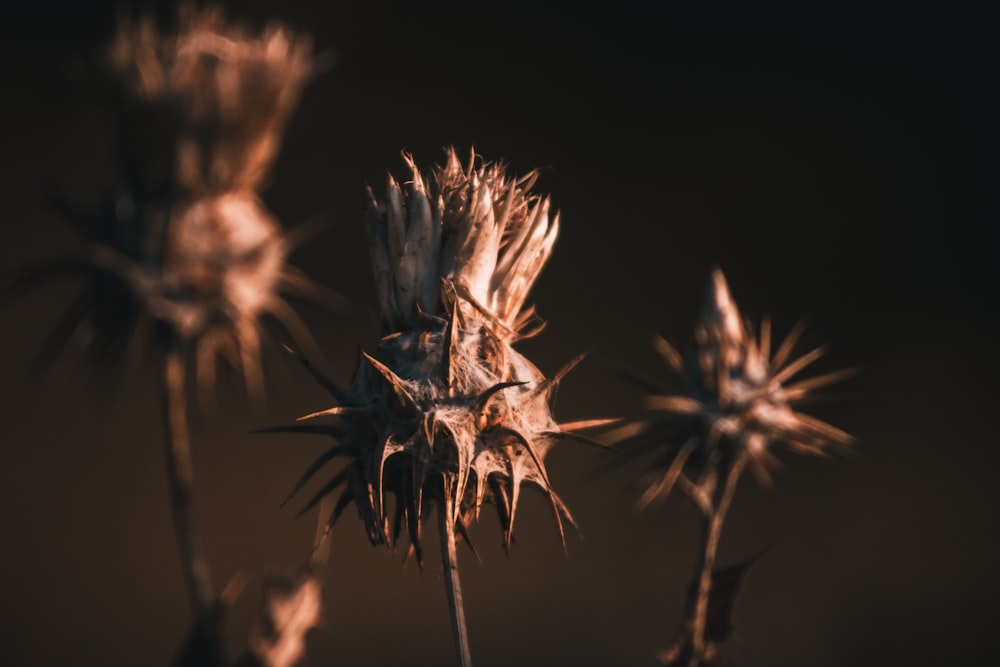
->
274, 148, 601, 564
6, 6, 327, 395
107, 5, 314, 196
616, 269, 854, 510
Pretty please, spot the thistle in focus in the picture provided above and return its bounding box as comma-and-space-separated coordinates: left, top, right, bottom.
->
613, 269, 853, 666
4, 9, 328, 666
274, 149, 605, 667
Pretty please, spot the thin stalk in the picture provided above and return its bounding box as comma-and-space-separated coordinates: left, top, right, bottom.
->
440, 491, 473, 667
163, 348, 216, 622
687, 457, 745, 667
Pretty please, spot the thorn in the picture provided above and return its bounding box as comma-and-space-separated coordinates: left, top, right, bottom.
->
281, 343, 347, 403
644, 395, 704, 416
557, 417, 621, 431
771, 345, 827, 385
282, 444, 349, 507
422, 412, 436, 451
652, 334, 684, 374
295, 468, 350, 518
296, 405, 372, 423
472, 381, 527, 423
532, 347, 593, 400
442, 298, 462, 395
771, 320, 808, 371
542, 430, 612, 449
455, 518, 482, 564
363, 351, 418, 412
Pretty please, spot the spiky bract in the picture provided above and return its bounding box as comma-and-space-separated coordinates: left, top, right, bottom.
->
280, 149, 587, 563
618, 269, 853, 510
366, 149, 558, 340
9, 7, 322, 393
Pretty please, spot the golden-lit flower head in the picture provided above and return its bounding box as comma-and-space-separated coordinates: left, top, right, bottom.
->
276, 149, 596, 563
366, 148, 558, 339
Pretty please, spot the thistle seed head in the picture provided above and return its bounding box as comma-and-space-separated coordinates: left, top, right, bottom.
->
10, 8, 323, 392
618, 269, 853, 509
366, 148, 558, 339
280, 150, 583, 562
107, 6, 314, 195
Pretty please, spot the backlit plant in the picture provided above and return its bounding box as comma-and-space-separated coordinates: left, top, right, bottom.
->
270, 149, 610, 667
610, 269, 853, 666
4, 8, 329, 666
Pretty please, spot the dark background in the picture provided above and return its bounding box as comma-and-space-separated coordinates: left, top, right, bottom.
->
0, 1, 996, 665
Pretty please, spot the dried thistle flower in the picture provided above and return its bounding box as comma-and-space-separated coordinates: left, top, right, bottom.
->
613, 269, 853, 666
272, 149, 607, 666
4, 9, 329, 666
8, 6, 327, 394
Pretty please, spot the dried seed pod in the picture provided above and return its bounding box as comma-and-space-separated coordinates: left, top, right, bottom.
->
7, 7, 326, 392
280, 149, 592, 561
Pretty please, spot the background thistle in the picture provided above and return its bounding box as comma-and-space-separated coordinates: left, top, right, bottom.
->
73, 6, 322, 391
272, 149, 606, 667
2, 7, 328, 665
612, 269, 852, 666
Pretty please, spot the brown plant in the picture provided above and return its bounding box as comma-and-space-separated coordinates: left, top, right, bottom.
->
270, 148, 610, 667
611, 269, 853, 666
4, 8, 329, 666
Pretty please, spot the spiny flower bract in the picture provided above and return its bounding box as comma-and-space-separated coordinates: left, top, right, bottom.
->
276, 149, 602, 564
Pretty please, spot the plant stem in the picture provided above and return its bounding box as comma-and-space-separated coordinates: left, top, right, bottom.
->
163, 348, 215, 622
687, 458, 745, 667
440, 490, 473, 667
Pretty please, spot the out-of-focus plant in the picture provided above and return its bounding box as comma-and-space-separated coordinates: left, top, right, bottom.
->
610, 269, 853, 666
268, 148, 611, 667
3, 7, 332, 666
